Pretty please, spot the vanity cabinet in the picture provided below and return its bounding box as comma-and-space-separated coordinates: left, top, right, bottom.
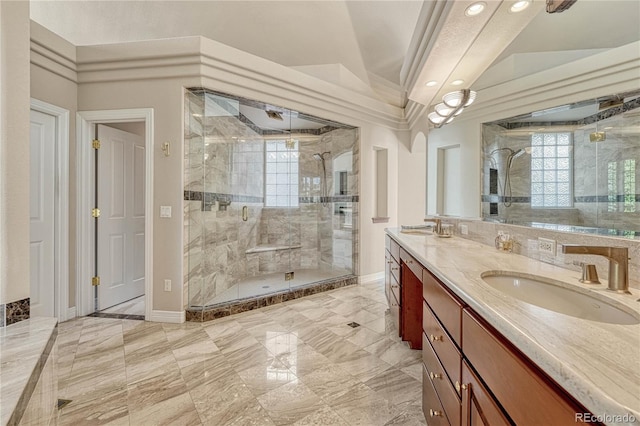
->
384, 236, 423, 348
420, 265, 598, 425
385, 236, 401, 336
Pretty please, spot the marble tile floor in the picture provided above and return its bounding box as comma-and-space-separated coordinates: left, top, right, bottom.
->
205, 268, 353, 306
101, 295, 146, 317
56, 280, 427, 425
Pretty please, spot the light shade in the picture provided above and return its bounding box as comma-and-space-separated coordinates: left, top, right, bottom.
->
435, 103, 464, 117
443, 90, 477, 108
428, 112, 446, 125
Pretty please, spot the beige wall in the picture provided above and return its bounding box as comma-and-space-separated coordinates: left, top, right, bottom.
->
1, 1, 31, 304
30, 23, 78, 309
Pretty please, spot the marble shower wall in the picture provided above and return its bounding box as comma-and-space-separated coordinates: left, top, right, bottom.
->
482, 109, 640, 231
184, 90, 358, 309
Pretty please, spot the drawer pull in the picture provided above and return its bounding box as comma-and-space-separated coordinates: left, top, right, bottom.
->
387, 261, 393, 264
429, 409, 443, 418
429, 372, 442, 380
456, 382, 468, 391
430, 334, 443, 342
391, 302, 399, 307
391, 285, 399, 289
391, 267, 399, 271
407, 259, 414, 264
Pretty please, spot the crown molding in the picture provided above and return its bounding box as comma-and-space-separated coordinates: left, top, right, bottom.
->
74, 36, 408, 131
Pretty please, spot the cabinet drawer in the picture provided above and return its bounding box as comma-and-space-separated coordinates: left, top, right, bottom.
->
423, 301, 461, 391
422, 333, 461, 426
462, 360, 512, 426
422, 365, 451, 426
400, 248, 423, 282
423, 268, 463, 347
463, 309, 588, 426
390, 274, 401, 306
390, 257, 400, 284
390, 291, 401, 337
390, 237, 400, 263
385, 235, 391, 251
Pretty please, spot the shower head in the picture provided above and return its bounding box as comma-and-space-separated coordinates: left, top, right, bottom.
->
512, 148, 526, 159
313, 152, 331, 161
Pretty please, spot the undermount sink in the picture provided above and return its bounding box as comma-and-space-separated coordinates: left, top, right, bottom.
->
481, 271, 640, 325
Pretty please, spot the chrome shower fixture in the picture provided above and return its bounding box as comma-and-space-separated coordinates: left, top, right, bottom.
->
266, 110, 283, 121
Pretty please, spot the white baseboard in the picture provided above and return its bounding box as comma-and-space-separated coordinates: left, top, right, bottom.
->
149, 310, 185, 324
358, 272, 384, 284
65, 307, 77, 322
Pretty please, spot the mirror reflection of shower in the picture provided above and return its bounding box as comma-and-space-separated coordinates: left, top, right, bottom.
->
489, 147, 531, 207
313, 151, 331, 206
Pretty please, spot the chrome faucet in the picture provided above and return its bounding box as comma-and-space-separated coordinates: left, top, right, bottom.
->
561, 245, 630, 293
423, 217, 442, 234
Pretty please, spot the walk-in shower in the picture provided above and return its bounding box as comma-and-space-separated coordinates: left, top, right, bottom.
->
184, 89, 359, 321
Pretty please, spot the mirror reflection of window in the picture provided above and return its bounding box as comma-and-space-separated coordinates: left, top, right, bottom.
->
530, 132, 573, 208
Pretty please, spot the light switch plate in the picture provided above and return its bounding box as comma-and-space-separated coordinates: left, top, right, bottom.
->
538, 238, 556, 256
160, 205, 172, 218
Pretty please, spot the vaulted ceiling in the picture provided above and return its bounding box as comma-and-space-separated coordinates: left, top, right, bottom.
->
30, 1, 640, 110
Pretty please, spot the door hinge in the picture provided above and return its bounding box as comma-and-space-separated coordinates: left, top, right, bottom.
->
92, 139, 101, 149
92, 208, 101, 218
92, 276, 100, 286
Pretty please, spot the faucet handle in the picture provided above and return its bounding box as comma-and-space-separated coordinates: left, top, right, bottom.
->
579, 263, 600, 285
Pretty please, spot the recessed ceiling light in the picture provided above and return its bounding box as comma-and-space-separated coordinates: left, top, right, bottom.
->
465, 2, 486, 16
425, 81, 438, 87
451, 79, 465, 86
510, 1, 531, 13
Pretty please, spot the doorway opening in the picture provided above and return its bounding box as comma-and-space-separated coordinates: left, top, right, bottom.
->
77, 109, 154, 321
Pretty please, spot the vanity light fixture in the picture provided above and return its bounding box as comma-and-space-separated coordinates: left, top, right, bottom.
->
465, 2, 486, 16
510, 0, 531, 12
428, 89, 477, 128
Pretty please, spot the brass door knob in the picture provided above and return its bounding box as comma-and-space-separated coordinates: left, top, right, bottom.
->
430, 334, 443, 342
429, 372, 442, 380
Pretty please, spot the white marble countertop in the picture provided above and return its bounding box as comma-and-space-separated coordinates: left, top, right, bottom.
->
386, 228, 640, 426
0, 317, 58, 426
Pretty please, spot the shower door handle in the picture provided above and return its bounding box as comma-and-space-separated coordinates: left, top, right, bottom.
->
242, 206, 248, 221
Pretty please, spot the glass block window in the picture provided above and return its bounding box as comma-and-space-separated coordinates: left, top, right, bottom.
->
530, 132, 573, 208
623, 159, 636, 213
265, 140, 299, 207
608, 162, 617, 212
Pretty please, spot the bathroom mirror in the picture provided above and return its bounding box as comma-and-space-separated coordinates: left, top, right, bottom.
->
481, 90, 640, 238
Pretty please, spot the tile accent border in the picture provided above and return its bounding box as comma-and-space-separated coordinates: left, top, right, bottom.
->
1, 297, 30, 327
87, 312, 145, 321
186, 275, 358, 322
8, 323, 57, 426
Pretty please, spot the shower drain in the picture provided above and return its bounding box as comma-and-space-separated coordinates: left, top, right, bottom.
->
347, 322, 360, 328
262, 285, 270, 289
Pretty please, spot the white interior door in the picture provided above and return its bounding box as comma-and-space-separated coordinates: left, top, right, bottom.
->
97, 124, 145, 310
30, 110, 56, 317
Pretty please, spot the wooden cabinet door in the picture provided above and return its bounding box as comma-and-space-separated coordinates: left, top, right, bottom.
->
461, 361, 511, 426
384, 250, 391, 304
400, 262, 423, 349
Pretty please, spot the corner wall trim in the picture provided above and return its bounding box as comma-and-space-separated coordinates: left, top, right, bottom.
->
149, 310, 185, 324
358, 272, 385, 284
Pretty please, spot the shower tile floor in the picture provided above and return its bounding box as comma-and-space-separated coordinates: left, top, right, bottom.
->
56, 279, 427, 425
206, 268, 353, 306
